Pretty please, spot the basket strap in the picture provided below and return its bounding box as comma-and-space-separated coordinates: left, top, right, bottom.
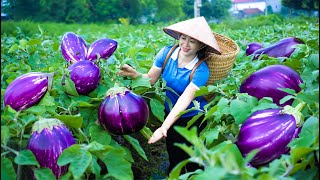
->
161, 44, 179, 73
189, 56, 210, 81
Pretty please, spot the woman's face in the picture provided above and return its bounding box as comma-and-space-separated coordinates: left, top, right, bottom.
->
179, 34, 204, 57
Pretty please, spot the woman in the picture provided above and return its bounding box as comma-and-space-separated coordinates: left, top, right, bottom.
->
118, 16, 221, 174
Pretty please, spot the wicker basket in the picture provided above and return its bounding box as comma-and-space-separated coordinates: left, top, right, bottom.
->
203, 32, 240, 101
206, 32, 240, 85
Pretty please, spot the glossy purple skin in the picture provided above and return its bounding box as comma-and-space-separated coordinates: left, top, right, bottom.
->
4, 72, 49, 111
67, 60, 101, 95
27, 125, 75, 178
98, 91, 149, 135
252, 37, 304, 60
239, 65, 303, 107
237, 108, 297, 167
86, 38, 118, 61
61, 32, 88, 63
246, 42, 263, 56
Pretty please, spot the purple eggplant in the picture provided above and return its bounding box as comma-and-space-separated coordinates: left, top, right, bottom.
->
27, 118, 75, 179
246, 42, 263, 56
237, 103, 305, 167
239, 65, 303, 107
4, 72, 52, 111
86, 38, 118, 61
98, 87, 149, 135
60, 32, 88, 63
252, 37, 304, 60
66, 60, 101, 95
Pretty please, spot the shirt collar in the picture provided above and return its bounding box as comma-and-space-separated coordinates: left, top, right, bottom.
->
170, 47, 199, 70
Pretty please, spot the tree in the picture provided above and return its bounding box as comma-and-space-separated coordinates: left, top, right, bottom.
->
182, 0, 194, 19
282, 0, 318, 16
201, 0, 232, 21
154, 0, 184, 22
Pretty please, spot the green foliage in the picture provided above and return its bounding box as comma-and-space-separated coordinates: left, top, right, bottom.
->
1, 15, 319, 179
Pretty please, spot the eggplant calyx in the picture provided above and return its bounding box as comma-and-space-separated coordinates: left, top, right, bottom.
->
32, 118, 64, 134
280, 102, 306, 127
105, 86, 128, 97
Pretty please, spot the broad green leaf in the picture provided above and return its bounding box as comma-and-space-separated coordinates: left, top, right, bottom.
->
186, 113, 203, 129
1, 157, 16, 180
297, 90, 319, 104
27, 39, 42, 46
204, 126, 220, 145
1, 126, 10, 145
57, 144, 92, 179
193, 166, 226, 180
37, 92, 56, 106
8, 44, 19, 53
14, 150, 40, 167
61, 75, 79, 96
54, 114, 83, 129
230, 99, 255, 125
89, 125, 111, 145
101, 149, 133, 180
168, 159, 190, 179
89, 156, 101, 177
87, 141, 113, 152
34, 168, 56, 180
139, 126, 153, 139
150, 98, 165, 122
19, 39, 28, 49
290, 147, 314, 164
124, 135, 148, 161
131, 75, 151, 89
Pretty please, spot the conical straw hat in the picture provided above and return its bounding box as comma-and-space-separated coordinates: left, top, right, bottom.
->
163, 16, 221, 55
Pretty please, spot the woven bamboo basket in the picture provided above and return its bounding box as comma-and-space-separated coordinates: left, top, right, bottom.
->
203, 32, 240, 101
206, 32, 240, 85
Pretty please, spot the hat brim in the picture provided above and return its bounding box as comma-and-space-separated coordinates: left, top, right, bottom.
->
163, 29, 222, 55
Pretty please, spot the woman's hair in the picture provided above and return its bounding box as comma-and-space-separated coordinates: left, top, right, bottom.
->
197, 45, 208, 60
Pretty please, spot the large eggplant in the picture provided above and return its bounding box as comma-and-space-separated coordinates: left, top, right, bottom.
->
237, 103, 305, 167
4, 72, 52, 111
239, 65, 303, 107
27, 118, 75, 179
87, 38, 118, 61
60, 32, 88, 63
98, 86, 149, 135
66, 60, 101, 95
246, 42, 263, 56
251, 37, 304, 60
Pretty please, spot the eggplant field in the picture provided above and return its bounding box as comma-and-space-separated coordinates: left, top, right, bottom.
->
1, 15, 319, 180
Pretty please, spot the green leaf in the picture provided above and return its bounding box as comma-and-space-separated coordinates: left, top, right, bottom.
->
57, 144, 92, 179
37, 92, 56, 106
168, 159, 190, 179
8, 44, 19, 53
54, 114, 83, 129
278, 87, 297, 95
89, 125, 111, 145
230, 98, 256, 125
131, 75, 151, 89
89, 156, 101, 177
34, 168, 56, 180
61, 75, 79, 96
27, 39, 42, 46
14, 150, 40, 167
101, 149, 133, 180
124, 135, 148, 161
150, 98, 165, 122
204, 126, 220, 145
193, 166, 226, 180
1, 157, 17, 180
1, 126, 10, 145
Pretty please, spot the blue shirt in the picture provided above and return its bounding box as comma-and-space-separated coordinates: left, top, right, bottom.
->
153, 45, 210, 117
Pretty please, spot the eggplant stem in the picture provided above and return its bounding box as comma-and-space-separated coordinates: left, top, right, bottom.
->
281, 102, 306, 127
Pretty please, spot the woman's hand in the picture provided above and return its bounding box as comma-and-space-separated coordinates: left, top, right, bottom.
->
118, 64, 140, 79
148, 126, 168, 144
